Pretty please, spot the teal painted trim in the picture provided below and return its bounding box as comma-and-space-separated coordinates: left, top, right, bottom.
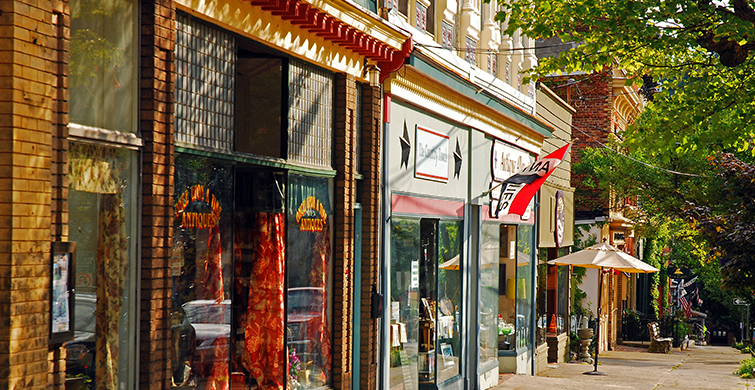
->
407, 54, 553, 138
175, 146, 337, 177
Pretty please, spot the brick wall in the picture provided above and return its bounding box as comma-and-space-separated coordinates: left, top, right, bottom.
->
359, 85, 381, 390
543, 70, 613, 219
332, 73, 356, 389
139, 0, 175, 387
0, 0, 56, 388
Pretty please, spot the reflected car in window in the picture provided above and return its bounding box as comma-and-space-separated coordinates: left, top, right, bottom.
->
65, 293, 97, 381
182, 299, 231, 380
286, 287, 325, 364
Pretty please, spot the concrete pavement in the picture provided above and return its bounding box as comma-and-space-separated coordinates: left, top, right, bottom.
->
493, 344, 754, 389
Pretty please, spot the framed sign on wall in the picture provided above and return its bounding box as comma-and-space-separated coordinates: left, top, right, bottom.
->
50, 241, 76, 344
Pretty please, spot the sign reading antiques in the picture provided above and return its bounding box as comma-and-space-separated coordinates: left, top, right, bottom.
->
415, 125, 449, 182
296, 196, 328, 232
175, 184, 222, 229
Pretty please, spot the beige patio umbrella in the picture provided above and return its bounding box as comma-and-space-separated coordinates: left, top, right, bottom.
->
547, 241, 659, 375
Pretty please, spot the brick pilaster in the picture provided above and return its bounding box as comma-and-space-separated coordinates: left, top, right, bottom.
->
140, 0, 175, 388
332, 73, 357, 390
48, 0, 69, 388
0, 0, 56, 388
359, 84, 381, 390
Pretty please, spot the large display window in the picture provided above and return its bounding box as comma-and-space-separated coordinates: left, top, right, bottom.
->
67, 143, 138, 390
490, 223, 534, 353
172, 158, 334, 389
389, 217, 463, 389
286, 174, 333, 389
479, 223, 500, 365
172, 155, 234, 388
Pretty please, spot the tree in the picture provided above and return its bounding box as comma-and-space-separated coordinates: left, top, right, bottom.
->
499, 0, 755, 156
685, 152, 755, 293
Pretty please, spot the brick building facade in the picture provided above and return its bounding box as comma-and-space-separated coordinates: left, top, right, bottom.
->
0, 0, 410, 389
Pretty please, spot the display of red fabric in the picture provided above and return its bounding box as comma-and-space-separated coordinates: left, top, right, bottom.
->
244, 213, 286, 390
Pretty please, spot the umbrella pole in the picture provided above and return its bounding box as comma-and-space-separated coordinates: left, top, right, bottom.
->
585, 267, 606, 375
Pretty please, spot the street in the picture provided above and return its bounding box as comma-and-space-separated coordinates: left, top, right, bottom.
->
493, 344, 754, 389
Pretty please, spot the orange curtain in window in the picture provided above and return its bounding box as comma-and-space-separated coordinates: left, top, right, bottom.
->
309, 223, 331, 383
94, 193, 127, 390
202, 223, 228, 390
244, 212, 286, 390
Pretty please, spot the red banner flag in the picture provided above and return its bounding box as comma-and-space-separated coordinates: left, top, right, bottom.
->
493, 143, 571, 218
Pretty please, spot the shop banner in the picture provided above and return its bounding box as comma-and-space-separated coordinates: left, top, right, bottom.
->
492, 143, 571, 218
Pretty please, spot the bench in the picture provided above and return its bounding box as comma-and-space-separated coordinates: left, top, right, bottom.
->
647, 322, 673, 353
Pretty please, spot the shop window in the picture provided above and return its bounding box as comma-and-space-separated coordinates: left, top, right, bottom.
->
495, 225, 517, 351
172, 155, 234, 388
536, 251, 547, 346
495, 224, 533, 351
70, 0, 137, 133
389, 217, 462, 388
286, 174, 333, 389
480, 223, 500, 364
67, 143, 138, 390
515, 225, 533, 349
557, 265, 569, 334
236, 54, 284, 158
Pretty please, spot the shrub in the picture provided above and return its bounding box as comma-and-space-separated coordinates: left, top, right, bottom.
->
734, 357, 755, 378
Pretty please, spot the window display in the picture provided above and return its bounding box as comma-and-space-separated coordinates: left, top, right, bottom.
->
68, 143, 138, 390
389, 218, 420, 390
286, 174, 333, 389
389, 217, 462, 388
479, 223, 500, 364
497, 225, 518, 351
515, 225, 534, 350
172, 155, 234, 388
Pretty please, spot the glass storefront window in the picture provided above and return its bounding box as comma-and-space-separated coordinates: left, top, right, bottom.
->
172, 155, 234, 388
436, 220, 462, 383
515, 225, 533, 350
497, 225, 517, 351
479, 223, 499, 365
536, 250, 547, 346
67, 143, 138, 390
286, 174, 333, 389
389, 217, 462, 388
70, 0, 137, 132
389, 218, 420, 389
557, 265, 569, 334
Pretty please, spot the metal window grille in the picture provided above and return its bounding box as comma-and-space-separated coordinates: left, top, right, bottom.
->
288, 59, 333, 168
175, 14, 235, 151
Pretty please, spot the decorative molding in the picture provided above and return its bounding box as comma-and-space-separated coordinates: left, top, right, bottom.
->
390, 67, 544, 154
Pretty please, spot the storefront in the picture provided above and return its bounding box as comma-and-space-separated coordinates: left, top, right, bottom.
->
58, 0, 409, 387
381, 50, 552, 389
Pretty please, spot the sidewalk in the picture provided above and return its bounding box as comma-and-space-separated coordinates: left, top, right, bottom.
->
493, 344, 754, 389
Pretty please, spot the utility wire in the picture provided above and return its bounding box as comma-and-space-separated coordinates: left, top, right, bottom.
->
535, 100, 710, 178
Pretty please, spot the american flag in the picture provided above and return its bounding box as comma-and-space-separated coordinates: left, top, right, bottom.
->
680, 295, 692, 317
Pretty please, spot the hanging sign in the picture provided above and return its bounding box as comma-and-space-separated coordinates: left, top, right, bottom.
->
175, 184, 222, 229
296, 196, 328, 232
555, 190, 565, 247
